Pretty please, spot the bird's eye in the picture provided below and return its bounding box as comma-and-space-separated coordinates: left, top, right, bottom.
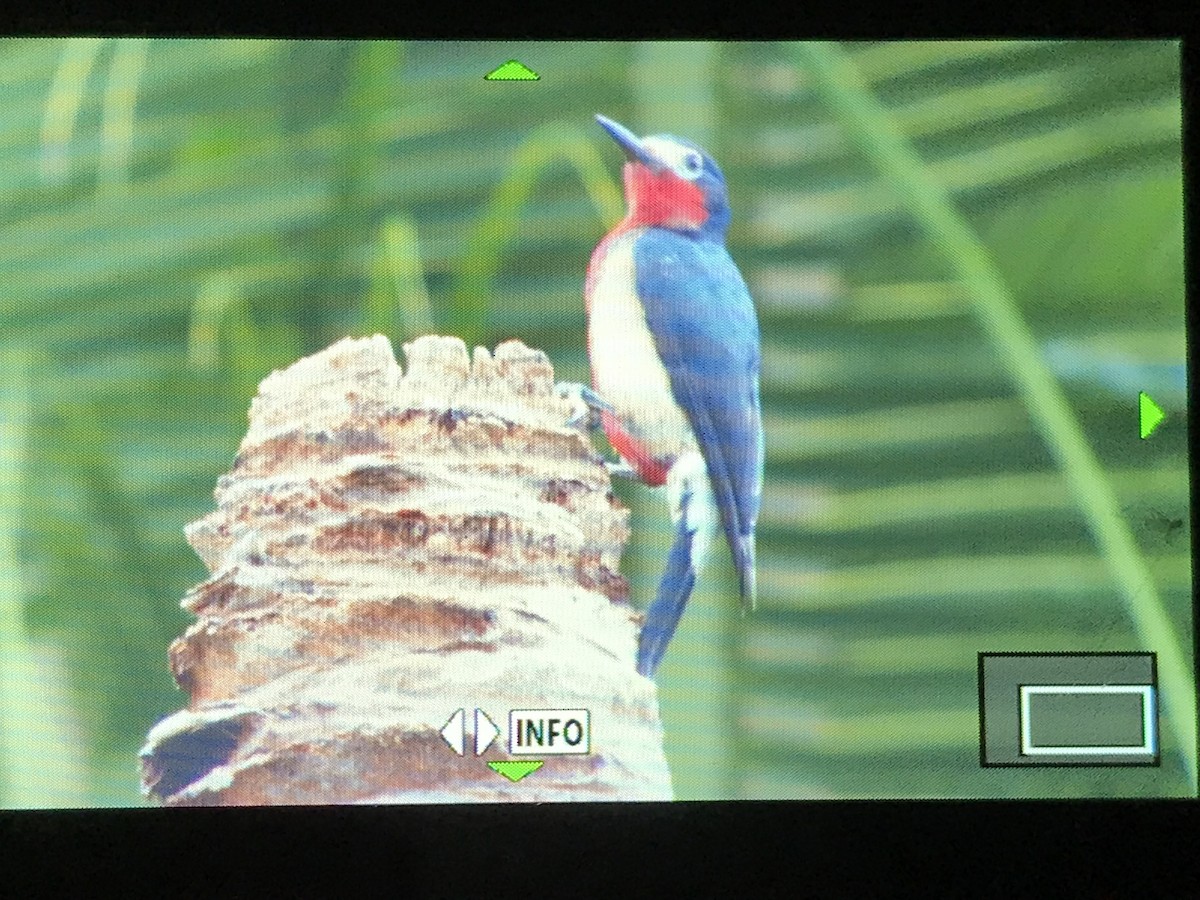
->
682, 152, 703, 178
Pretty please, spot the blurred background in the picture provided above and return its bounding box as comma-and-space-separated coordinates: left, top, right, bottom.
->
0, 39, 1190, 805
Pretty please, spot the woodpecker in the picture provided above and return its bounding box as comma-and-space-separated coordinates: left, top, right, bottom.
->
584, 114, 763, 678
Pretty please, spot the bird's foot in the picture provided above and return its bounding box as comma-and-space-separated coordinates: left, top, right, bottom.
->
605, 458, 639, 479
555, 383, 638, 478
556, 381, 614, 431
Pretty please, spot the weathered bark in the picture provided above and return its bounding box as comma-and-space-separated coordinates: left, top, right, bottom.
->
140, 334, 672, 804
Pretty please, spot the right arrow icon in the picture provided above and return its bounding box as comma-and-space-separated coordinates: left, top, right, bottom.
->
1139, 391, 1165, 440
474, 708, 499, 756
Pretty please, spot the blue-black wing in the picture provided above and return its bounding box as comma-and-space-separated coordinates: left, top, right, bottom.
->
633, 228, 763, 607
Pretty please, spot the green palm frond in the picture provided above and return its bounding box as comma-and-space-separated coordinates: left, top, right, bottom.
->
446, 121, 623, 347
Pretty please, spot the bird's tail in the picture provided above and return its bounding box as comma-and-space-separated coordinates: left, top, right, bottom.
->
636, 510, 697, 678
637, 453, 717, 678
736, 532, 757, 613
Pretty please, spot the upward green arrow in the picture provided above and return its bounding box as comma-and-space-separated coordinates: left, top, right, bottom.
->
1139, 391, 1165, 439
484, 60, 540, 81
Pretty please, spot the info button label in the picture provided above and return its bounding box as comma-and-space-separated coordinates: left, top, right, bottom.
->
508, 709, 591, 755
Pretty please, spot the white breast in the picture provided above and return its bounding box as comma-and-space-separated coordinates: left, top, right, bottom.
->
588, 232, 695, 462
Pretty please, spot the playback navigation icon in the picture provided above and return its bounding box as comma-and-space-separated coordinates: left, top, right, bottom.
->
440, 708, 500, 756
440, 707, 592, 756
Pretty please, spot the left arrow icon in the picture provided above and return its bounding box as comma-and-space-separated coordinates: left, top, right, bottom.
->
474, 708, 500, 755
441, 708, 466, 755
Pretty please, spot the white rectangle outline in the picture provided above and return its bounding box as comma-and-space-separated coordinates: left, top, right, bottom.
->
1019, 684, 1156, 756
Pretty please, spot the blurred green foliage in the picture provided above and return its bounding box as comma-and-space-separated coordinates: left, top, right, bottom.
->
0, 39, 1189, 806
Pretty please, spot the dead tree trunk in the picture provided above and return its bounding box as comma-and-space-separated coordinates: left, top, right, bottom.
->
139, 334, 672, 804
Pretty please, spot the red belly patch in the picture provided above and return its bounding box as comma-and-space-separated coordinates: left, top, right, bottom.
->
600, 410, 670, 486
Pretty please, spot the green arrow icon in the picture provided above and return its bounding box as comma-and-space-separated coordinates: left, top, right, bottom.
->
487, 760, 543, 782
1139, 391, 1165, 440
484, 60, 540, 81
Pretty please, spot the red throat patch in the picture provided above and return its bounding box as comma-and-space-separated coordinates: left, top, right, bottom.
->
624, 162, 707, 230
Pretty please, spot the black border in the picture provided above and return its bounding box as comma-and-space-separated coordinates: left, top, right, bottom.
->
2, 800, 1197, 894
0, 2, 1189, 40
0, 5, 1194, 895
978, 651, 1162, 768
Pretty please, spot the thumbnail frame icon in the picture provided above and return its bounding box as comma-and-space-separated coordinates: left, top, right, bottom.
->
978, 651, 1160, 768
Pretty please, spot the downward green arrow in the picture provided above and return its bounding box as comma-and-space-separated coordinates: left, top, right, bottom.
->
488, 760, 543, 783
1139, 391, 1165, 440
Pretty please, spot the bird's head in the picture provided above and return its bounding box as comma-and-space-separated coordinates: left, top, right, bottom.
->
596, 114, 731, 237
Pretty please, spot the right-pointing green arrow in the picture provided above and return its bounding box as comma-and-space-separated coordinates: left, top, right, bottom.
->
1139, 391, 1165, 440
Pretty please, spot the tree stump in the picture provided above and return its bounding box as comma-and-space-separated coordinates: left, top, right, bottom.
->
139, 334, 672, 804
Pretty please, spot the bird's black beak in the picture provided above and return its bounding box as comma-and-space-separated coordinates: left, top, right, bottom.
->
596, 114, 658, 168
